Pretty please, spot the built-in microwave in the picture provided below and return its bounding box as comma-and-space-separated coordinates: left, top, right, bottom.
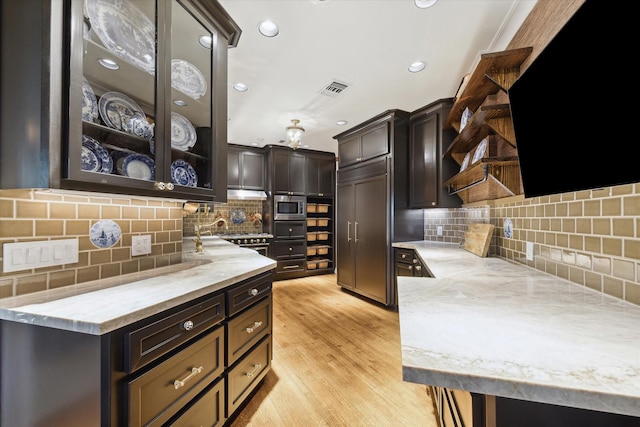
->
273, 195, 306, 220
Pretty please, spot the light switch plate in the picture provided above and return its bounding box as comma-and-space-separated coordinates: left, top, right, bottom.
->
131, 235, 152, 256
526, 241, 534, 261
3, 239, 79, 273
436, 225, 443, 236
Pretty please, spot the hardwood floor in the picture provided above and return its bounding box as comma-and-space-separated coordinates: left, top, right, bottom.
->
229, 273, 438, 427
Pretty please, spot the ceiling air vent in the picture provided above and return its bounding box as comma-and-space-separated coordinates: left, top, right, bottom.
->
319, 80, 350, 97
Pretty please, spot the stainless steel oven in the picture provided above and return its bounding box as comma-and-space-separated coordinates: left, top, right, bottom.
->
220, 234, 272, 258
273, 195, 306, 221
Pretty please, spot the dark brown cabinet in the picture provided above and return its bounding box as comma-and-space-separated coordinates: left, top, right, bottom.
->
334, 109, 423, 307
227, 144, 265, 190
268, 146, 306, 195
0, 271, 273, 426
305, 152, 336, 196
0, 0, 240, 202
272, 220, 307, 280
337, 120, 389, 168
409, 99, 461, 209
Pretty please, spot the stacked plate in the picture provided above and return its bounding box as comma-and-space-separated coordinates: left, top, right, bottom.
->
122, 154, 155, 181
81, 135, 113, 174
82, 78, 99, 123
98, 91, 146, 132
170, 159, 197, 187
170, 112, 197, 151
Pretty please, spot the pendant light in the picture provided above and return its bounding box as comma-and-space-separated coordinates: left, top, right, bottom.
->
285, 119, 305, 150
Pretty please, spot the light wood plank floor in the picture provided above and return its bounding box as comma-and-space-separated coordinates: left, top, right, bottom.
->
229, 273, 438, 427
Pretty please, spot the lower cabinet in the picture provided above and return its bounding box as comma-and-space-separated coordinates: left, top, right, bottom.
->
0, 271, 273, 427
428, 386, 640, 427
272, 220, 307, 280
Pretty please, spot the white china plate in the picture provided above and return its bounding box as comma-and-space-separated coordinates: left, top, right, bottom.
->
231, 208, 246, 224
170, 112, 197, 151
82, 135, 113, 174
122, 154, 155, 181
171, 59, 207, 99
89, 219, 121, 249
504, 218, 513, 239
170, 159, 197, 187
82, 78, 99, 123
85, 0, 156, 74
472, 138, 487, 164
98, 91, 146, 131
459, 152, 471, 172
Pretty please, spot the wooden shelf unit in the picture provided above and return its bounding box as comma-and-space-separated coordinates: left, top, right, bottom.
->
443, 47, 532, 204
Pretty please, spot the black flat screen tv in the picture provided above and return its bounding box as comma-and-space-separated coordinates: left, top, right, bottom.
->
508, 0, 630, 198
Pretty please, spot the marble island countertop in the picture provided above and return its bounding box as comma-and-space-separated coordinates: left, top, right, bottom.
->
393, 241, 640, 418
0, 237, 276, 335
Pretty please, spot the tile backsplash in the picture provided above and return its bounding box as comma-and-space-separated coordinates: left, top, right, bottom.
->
182, 200, 265, 236
0, 189, 183, 299
425, 184, 640, 306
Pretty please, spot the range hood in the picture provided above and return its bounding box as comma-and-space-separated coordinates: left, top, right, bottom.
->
227, 189, 268, 201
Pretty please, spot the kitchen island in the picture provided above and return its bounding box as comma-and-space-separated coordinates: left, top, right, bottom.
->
0, 237, 276, 426
394, 241, 640, 426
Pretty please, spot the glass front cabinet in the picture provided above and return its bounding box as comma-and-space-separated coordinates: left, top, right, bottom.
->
0, 0, 240, 201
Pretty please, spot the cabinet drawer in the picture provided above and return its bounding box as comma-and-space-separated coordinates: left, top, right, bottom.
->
125, 293, 225, 373
127, 327, 225, 427
227, 296, 272, 366
226, 271, 272, 317
274, 221, 306, 239
167, 378, 226, 427
274, 259, 306, 276
226, 336, 272, 417
271, 240, 306, 260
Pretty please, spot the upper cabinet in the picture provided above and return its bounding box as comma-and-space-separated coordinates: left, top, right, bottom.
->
337, 119, 390, 169
227, 144, 265, 190
409, 98, 460, 209
0, 0, 240, 201
442, 47, 532, 204
305, 151, 336, 197
267, 146, 306, 196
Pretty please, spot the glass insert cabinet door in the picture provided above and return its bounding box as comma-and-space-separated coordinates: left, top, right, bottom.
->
66, 0, 230, 200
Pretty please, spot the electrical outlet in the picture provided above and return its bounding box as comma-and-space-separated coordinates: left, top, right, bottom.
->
436, 225, 443, 236
526, 241, 534, 261
132, 235, 152, 256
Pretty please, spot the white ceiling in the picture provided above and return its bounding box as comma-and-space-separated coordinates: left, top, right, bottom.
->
219, 0, 537, 155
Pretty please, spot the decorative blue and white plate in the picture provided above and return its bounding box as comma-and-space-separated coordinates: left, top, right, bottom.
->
122, 153, 155, 181
504, 218, 513, 239
82, 77, 99, 123
89, 219, 121, 248
85, 0, 156, 75
98, 91, 146, 131
171, 59, 207, 99
170, 159, 197, 187
82, 135, 113, 173
170, 112, 197, 151
81, 145, 99, 172
231, 208, 246, 224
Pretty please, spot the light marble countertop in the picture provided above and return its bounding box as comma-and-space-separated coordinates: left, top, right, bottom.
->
0, 237, 276, 335
393, 241, 640, 418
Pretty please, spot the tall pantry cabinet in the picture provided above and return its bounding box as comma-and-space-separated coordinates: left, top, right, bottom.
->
334, 110, 423, 307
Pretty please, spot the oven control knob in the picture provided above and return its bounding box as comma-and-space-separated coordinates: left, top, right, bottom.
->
250, 239, 255, 244
243, 239, 248, 244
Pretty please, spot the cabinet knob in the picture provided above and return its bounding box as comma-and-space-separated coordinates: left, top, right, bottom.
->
249, 288, 259, 296
154, 182, 166, 190
182, 320, 194, 330
401, 254, 407, 259
166, 182, 174, 191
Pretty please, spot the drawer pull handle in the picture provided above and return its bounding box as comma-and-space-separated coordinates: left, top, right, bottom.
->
182, 320, 194, 330
246, 363, 262, 378
174, 366, 203, 390
249, 288, 259, 296
246, 321, 263, 333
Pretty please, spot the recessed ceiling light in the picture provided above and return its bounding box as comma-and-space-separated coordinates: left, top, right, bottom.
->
408, 61, 427, 73
97, 58, 119, 70
233, 83, 248, 92
258, 20, 279, 37
336, 120, 348, 126
198, 35, 212, 49
173, 99, 187, 106
414, 0, 437, 9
